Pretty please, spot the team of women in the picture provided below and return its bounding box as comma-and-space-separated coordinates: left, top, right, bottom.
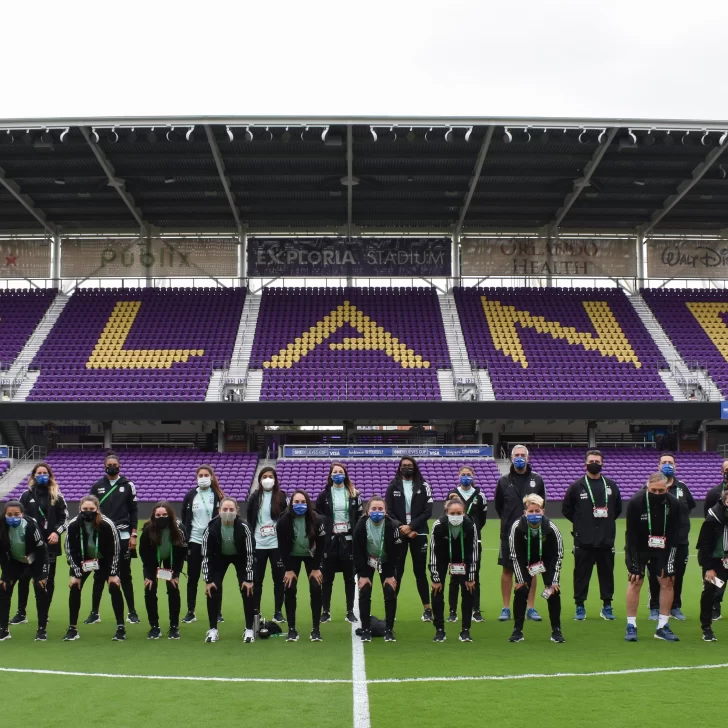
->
1, 450, 727, 645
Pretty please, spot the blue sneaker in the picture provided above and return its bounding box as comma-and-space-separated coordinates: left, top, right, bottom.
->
670, 608, 686, 621
526, 608, 542, 621
655, 625, 679, 642
600, 605, 616, 621
574, 605, 586, 621
624, 624, 638, 642
648, 608, 659, 621
498, 608, 511, 622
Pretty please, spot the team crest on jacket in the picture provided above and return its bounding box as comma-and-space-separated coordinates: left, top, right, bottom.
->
530, 480, 536, 488
120, 487, 125, 492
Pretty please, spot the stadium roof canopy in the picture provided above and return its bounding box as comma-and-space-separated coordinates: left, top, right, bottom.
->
2, 115, 728, 237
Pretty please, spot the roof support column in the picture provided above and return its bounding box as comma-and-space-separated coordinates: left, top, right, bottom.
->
51, 233, 61, 288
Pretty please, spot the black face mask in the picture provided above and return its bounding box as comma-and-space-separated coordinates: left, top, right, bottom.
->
650, 492, 667, 507
156, 516, 170, 530
400, 467, 414, 478
81, 511, 96, 522
105, 465, 120, 477
586, 462, 602, 475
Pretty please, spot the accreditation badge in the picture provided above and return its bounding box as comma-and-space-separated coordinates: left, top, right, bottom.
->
527, 561, 546, 576
82, 559, 99, 572
648, 536, 666, 549
449, 563, 466, 575
593, 507, 608, 518
259, 524, 276, 538
157, 567, 173, 581
333, 522, 349, 534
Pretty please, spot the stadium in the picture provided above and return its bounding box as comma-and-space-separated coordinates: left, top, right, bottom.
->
1, 114, 728, 727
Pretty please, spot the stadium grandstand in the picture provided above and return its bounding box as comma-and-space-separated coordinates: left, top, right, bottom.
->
1, 113, 728, 510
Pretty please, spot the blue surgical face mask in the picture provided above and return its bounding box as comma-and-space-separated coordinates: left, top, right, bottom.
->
6, 517, 22, 528
459, 475, 473, 488
332, 473, 346, 486
526, 513, 543, 526
513, 457, 527, 470
369, 511, 385, 524
292, 503, 308, 516
660, 463, 675, 477
35, 474, 50, 487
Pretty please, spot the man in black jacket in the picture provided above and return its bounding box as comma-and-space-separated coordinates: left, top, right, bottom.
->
624, 472, 681, 643
495, 445, 546, 622
703, 458, 728, 621
562, 449, 622, 621
88, 452, 139, 625
697, 489, 728, 641
647, 453, 695, 621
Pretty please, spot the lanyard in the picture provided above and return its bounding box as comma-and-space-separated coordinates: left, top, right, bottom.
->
645, 491, 667, 536
99, 481, 120, 506
448, 526, 465, 562
80, 526, 98, 560
197, 489, 213, 522
527, 526, 542, 563
584, 476, 608, 508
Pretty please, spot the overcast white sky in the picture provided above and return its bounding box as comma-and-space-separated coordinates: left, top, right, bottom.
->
2, 0, 728, 122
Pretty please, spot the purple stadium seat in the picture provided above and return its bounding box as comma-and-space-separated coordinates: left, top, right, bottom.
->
0, 289, 56, 370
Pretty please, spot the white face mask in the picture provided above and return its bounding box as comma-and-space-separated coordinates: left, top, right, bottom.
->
197, 477, 212, 489
448, 515, 464, 527
261, 477, 275, 491
220, 511, 236, 526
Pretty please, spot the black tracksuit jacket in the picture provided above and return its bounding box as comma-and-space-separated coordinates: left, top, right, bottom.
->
429, 514, 478, 583
201, 516, 255, 584
495, 465, 546, 536
508, 515, 564, 586
562, 475, 622, 549
624, 489, 681, 575
385, 477, 433, 533
89, 475, 138, 534
352, 516, 405, 580
276, 511, 326, 571
245, 488, 288, 545
315, 486, 363, 555
0, 515, 49, 581
704, 481, 728, 518
65, 515, 121, 578
18, 488, 69, 558
665, 478, 695, 545
180, 486, 222, 541
139, 520, 187, 580
445, 487, 488, 536
697, 505, 728, 572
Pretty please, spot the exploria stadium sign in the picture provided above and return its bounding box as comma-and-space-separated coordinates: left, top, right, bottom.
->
247, 237, 451, 277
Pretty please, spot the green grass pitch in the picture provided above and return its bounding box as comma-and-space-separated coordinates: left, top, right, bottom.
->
1, 518, 726, 727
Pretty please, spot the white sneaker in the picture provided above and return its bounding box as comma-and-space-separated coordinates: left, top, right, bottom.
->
205, 628, 219, 643
244, 629, 255, 643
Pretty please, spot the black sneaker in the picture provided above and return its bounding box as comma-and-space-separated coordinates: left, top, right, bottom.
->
182, 611, 196, 624
447, 610, 458, 623
712, 606, 722, 622
384, 629, 396, 642
433, 629, 446, 642
217, 613, 225, 624
509, 630, 524, 643
63, 626, 79, 641
147, 626, 162, 640
703, 628, 718, 642
84, 611, 101, 625
35, 628, 48, 642
472, 610, 485, 623
459, 629, 473, 642
360, 628, 372, 642
112, 626, 127, 641
126, 612, 140, 625
286, 628, 299, 642
273, 611, 286, 623
9, 612, 27, 625
310, 628, 322, 642
0, 628, 10, 641
345, 610, 357, 624
168, 627, 180, 640
320, 611, 331, 624
421, 608, 434, 622
551, 629, 566, 643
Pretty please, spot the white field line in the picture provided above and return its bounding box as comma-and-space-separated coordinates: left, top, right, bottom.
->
351, 595, 371, 728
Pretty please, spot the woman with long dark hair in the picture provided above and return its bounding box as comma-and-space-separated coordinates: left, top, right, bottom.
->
0, 501, 49, 641
12, 462, 68, 628
247, 466, 287, 623
316, 462, 362, 624
180, 464, 225, 624
139, 501, 187, 640
385, 456, 434, 620
64, 495, 126, 642
276, 489, 326, 642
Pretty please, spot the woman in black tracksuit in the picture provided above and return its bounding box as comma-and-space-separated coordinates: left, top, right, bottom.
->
139, 501, 187, 640
353, 495, 405, 643
180, 464, 224, 624
385, 456, 434, 621
247, 467, 288, 622
13, 462, 68, 626
276, 489, 326, 643
0, 501, 49, 641
315, 462, 362, 624
697, 489, 728, 642
430, 495, 478, 643
202, 497, 255, 644
64, 495, 126, 642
